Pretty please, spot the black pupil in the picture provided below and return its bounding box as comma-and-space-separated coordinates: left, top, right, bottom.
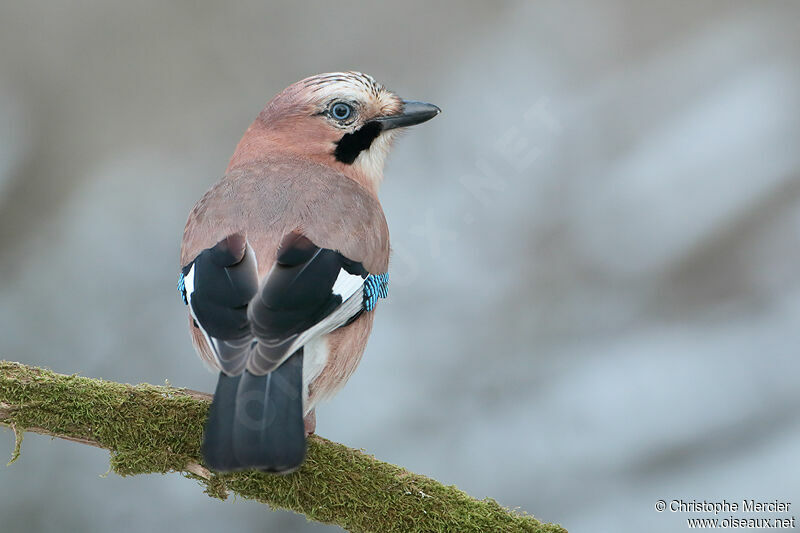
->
333, 103, 350, 119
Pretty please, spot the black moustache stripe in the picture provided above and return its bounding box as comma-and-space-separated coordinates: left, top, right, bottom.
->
334, 122, 382, 164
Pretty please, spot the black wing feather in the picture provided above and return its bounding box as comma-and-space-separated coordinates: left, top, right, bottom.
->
247, 232, 368, 373
185, 234, 258, 340
184, 231, 368, 376
185, 232, 372, 473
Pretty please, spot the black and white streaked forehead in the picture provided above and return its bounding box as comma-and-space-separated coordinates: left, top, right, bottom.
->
301, 71, 387, 99
299, 72, 403, 118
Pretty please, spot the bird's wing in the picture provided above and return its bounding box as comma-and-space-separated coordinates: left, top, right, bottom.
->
178, 231, 388, 376
179, 234, 259, 374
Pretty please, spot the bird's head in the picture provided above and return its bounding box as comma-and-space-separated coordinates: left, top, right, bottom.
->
228, 72, 440, 194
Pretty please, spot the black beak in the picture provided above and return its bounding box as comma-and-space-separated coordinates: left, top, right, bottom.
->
373, 101, 441, 131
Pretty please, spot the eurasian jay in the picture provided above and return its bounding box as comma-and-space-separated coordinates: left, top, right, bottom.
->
177, 72, 439, 473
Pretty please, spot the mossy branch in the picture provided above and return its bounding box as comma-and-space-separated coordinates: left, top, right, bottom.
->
0, 361, 565, 533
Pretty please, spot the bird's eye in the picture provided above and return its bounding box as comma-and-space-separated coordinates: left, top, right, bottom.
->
331, 102, 353, 121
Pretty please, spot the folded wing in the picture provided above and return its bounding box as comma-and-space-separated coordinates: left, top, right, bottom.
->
179, 231, 375, 376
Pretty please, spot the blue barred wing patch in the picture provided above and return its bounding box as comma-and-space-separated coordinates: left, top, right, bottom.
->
362, 272, 389, 311
177, 271, 188, 305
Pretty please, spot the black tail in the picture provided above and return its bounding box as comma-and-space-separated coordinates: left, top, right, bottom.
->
202, 350, 306, 473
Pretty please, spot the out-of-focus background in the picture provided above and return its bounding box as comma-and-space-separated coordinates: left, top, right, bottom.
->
1, 2, 798, 532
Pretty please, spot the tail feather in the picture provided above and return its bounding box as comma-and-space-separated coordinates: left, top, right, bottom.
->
202, 350, 306, 473
201, 372, 240, 471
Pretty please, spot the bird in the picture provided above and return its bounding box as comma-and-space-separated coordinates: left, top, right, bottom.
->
177, 72, 440, 473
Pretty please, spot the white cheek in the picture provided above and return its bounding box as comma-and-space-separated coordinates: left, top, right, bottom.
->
353, 132, 395, 186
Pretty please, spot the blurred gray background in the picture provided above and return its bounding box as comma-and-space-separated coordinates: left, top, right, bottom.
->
1, 1, 799, 532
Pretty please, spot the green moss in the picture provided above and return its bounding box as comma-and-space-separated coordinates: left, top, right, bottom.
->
0, 361, 566, 533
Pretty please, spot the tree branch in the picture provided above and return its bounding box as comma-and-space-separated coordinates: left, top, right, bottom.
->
0, 360, 565, 533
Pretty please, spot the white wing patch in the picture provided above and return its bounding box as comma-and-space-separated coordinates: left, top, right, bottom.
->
183, 263, 224, 368
186, 259, 369, 379
183, 264, 196, 304
331, 268, 366, 300
246, 287, 365, 375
